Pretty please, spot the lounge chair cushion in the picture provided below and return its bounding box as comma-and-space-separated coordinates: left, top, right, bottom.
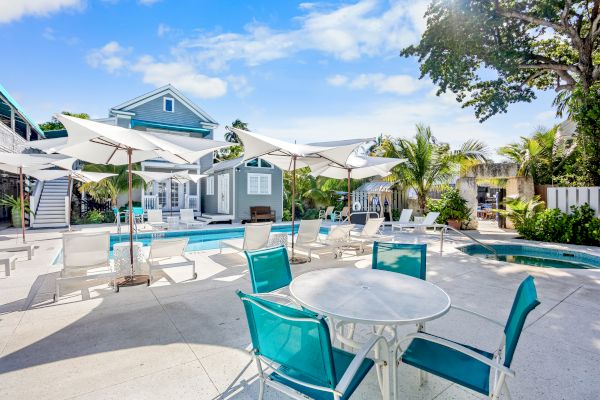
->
401, 336, 493, 395
270, 347, 374, 400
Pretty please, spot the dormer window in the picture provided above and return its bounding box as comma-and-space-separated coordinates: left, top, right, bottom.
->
163, 97, 174, 112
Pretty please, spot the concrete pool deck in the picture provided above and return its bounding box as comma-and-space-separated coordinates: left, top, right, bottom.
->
0, 222, 599, 399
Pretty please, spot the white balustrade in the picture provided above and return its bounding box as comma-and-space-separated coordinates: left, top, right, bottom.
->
143, 195, 159, 210
185, 195, 199, 210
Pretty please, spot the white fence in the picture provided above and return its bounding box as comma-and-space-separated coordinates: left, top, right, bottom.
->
143, 195, 159, 210
547, 187, 600, 216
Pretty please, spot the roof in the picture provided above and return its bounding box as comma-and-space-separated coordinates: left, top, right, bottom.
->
205, 157, 243, 174
0, 83, 45, 138
110, 84, 218, 126
355, 181, 395, 192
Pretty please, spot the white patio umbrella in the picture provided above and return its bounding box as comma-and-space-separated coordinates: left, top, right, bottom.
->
227, 126, 369, 262
308, 153, 405, 213
133, 170, 206, 215
0, 152, 68, 242
54, 114, 231, 285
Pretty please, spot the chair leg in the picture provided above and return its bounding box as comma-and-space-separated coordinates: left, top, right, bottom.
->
54, 281, 60, 302
27, 248, 33, 260
3, 260, 9, 276
258, 378, 265, 400
491, 373, 507, 399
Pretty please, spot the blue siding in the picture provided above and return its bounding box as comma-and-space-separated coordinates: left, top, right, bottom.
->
128, 96, 206, 128
235, 164, 283, 222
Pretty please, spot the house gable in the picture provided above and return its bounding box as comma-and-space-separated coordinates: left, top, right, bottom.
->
109, 85, 218, 131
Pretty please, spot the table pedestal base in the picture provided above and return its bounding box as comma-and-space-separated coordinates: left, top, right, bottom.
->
289, 255, 309, 264
115, 274, 150, 288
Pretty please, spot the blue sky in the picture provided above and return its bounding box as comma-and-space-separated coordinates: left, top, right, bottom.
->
1, 0, 560, 153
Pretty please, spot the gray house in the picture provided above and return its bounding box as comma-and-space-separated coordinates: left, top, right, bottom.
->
201, 157, 283, 223
97, 84, 219, 213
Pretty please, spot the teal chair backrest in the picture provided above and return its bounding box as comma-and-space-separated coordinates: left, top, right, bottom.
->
245, 246, 293, 293
372, 242, 427, 280
237, 290, 337, 390
132, 207, 144, 216
503, 276, 540, 367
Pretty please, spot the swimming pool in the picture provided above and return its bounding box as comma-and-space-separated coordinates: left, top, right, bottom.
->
458, 244, 600, 269
110, 224, 330, 252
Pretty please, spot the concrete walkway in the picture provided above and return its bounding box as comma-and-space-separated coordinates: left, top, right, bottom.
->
0, 223, 599, 399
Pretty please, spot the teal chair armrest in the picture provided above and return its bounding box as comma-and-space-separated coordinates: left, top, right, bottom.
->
335, 334, 388, 395
450, 305, 505, 328
251, 292, 302, 308
398, 332, 515, 377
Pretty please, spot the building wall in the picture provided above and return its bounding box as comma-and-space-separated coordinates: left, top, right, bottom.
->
127, 97, 206, 129
235, 164, 283, 222
201, 169, 233, 215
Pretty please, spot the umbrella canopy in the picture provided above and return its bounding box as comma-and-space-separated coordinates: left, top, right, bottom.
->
308, 154, 404, 180
133, 170, 206, 184
227, 126, 370, 262
28, 169, 117, 183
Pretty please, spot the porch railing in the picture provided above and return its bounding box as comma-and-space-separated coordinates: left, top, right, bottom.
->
143, 195, 159, 210
185, 195, 199, 210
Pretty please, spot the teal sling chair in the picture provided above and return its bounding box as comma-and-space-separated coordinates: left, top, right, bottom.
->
372, 242, 427, 280
398, 276, 540, 399
244, 246, 299, 306
237, 290, 390, 400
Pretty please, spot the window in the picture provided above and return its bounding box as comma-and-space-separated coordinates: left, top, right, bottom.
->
247, 173, 271, 195
163, 97, 174, 112
206, 176, 214, 195
245, 158, 273, 168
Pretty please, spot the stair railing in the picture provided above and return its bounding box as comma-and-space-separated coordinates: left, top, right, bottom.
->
30, 179, 44, 226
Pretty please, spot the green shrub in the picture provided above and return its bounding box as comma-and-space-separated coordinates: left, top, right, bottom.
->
391, 208, 400, 221
302, 208, 320, 219
282, 210, 292, 221
515, 204, 600, 246
427, 188, 472, 228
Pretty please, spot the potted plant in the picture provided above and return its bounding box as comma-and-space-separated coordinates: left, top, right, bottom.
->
427, 188, 472, 229
0, 195, 32, 228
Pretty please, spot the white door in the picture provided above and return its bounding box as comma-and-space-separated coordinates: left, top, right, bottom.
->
217, 174, 229, 214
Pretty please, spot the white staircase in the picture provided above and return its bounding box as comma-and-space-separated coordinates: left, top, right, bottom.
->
31, 178, 69, 228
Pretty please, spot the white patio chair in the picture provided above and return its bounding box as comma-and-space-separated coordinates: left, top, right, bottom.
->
392, 211, 445, 232
384, 208, 413, 227
296, 224, 355, 259
0, 243, 34, 260
54, 231, 116, 301
147, 237, 196, 284
0, 253, 17, 276
179, 209, 205, 229
219, 222, 273, 253
290, 219, 322, 261
147, 209, 168, 230
349, 217, 394, 252
318, 206, 335, 220
332, 206, 349, 222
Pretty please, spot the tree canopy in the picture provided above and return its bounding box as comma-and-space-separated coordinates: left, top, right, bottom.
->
39, 111, 89, 131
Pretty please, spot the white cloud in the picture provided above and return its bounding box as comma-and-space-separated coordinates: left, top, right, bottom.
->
0, 0, 83, 24
157, 23, 171, 37
226, 75, 254, 98
86, 41, 132, 73
139, 0, 161, 5
131, 57, 227, 99
327, 73, 428, 95
177, 0, 429, 71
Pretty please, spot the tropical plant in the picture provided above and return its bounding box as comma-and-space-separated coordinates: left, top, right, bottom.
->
403, 0, 600, 184
0, 194, 31, 227
79, 164, 145, 207
39, 111, 90, 131
216, 119, 246, 161
498, 126, 578, 184
374, 124, 488, 212
496, 195, 546, 230
427, 188, 472, 229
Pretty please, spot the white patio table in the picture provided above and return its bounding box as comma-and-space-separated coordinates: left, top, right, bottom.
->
289, 267, 451, 400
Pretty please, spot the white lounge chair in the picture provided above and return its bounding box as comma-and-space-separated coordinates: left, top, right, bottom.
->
332, 206, 349, 222
349, 217, 394, 252
55, 231, 116, 301
0, 243, 34, 260
318, 206, 334, 220
392, 211, 444, 232
147, 209, 168, 230
290, 219, 322, 261
219, 222, 273, 253
385, 208, 413, 227
0, 254, 17, 276
180, 209, 205, 229
295, 223, 355, 259
147, 237, 196, 284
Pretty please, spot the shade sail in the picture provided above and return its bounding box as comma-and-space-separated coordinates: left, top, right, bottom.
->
28, 169, 117, 183
308, 154, 404, 180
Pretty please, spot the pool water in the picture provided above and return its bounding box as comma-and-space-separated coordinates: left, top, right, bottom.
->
459, 244, 600, 269
110, 224, 329, 252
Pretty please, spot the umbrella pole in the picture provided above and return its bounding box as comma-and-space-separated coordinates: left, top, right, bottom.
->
291, 156, 296, 260
128, 149, 134, 278
67, 174, 72, 231
347, 168, 351, 221
19, 167, 25, 243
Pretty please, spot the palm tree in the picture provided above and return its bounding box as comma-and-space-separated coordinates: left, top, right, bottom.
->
375, 124, 488, 212
217, 119, 247, 161
80, 164, 145, 207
